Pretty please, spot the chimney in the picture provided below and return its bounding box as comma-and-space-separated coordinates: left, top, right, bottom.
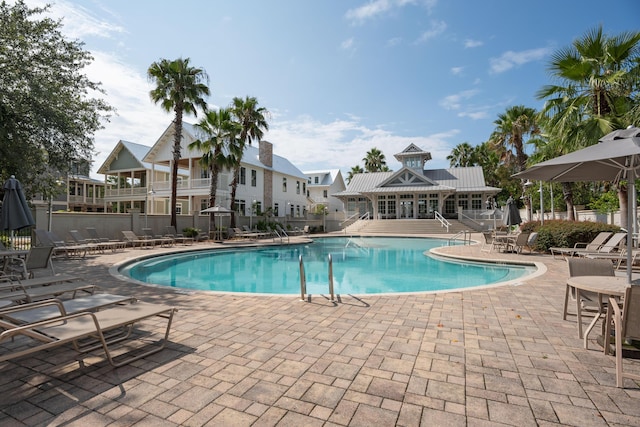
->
259, 140, 273, 167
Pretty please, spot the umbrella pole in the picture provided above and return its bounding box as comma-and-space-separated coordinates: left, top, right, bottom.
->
627, 168, 635, 284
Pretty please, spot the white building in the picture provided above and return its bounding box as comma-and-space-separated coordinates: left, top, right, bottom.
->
304, 169, 346, 215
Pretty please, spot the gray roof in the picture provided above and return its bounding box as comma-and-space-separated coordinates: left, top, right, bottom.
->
334, 166, 499, 197
241, 144, 307, 180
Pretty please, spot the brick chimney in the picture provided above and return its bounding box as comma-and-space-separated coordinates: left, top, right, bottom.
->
259, 140, 273, 168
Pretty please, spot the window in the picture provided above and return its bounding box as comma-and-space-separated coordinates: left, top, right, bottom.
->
303, 182, 306, 194
274, 203, 279, 216
200, 199, 209, 212
296, 205, 300, 216
255, 201, 262, 214
282, 177, 287, 192
251, 169, 256, 187
200, 168, 210, 179
314, 176, 319, 184
323, 190, 328, 198
296, 181, 300, 194
236, 199, 246, 214
307, 177, 311, 184
176, 205, 182, 215
239, 167, 246, 185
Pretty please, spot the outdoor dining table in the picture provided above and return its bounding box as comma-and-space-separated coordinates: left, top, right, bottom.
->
566, 275, 631, 351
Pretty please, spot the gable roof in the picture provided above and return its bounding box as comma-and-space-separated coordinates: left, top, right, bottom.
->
334, 166, 499, 197
304, 169, 343, 186
97, 140, 170, 174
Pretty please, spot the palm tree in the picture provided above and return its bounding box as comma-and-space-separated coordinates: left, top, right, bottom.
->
536, 26, 640, 226
447, 142, 476, 167
228, 96, 269, 227
363, 148, 387, 172
489, 105, 540, 220
148, 58, 210, 228
188, 108, 240, 231
346, 165, 364, 184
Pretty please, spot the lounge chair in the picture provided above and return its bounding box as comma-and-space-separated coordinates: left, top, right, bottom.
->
86, 227, 126, 251
577, 232, 627, 258
604, 286, 640, 387
121, 230, 155, 248
585, 248, 640, 270
142, 228, 174, 247
0, 276, 97, 303
3, 246, 55, 279
34, 229, 89, 258
68, 230, 101, 254
0, 301, 176, 367
0, 294, 136, 324
165, 226, 193, 245
243, 225, 270, 238
550, 231, 613, 259
564, 258, 615, 339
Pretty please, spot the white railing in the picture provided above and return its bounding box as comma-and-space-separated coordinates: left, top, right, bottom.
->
434, 210, 451, 232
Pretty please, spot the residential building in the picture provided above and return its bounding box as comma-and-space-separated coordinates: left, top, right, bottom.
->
97, 140, 177, 214
140, 122, 309, 218
304, 169, 346, 214
333, 143, 500, 219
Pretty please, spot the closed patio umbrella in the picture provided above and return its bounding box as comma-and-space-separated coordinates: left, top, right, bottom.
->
1, 175, 35, 231
503, 196, 521, 227
515, 126, 640, 283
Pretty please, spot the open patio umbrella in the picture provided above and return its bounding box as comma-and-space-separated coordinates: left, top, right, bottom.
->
1, 175, 35, 249
515, 126, 640, 283
200, 205, 232, 241
503, 196, 521, 227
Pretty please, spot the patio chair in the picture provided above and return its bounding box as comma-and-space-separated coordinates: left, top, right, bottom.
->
481, 231, 507, 253
564, 258, 615, 329
0, 301, 176, 367
550, 232, 613, 259
604, 286, 640, 387
165, 226, 193, 245
3, 246, 55, 279
0, 277, 97, 304
506, 232, 532, 254
68, 230, 100, 254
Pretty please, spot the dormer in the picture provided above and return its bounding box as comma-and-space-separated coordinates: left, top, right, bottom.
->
393, 143, 432, 172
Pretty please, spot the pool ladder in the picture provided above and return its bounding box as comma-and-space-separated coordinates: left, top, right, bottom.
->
299, 254, 334, 302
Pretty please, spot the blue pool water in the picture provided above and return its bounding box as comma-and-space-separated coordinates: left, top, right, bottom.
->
121, 237, 536, 295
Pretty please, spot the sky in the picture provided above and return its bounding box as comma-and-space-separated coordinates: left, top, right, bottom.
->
20, 0, 640, 179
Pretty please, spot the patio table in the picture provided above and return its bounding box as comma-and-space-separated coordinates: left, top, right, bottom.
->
566, 275, 630, 350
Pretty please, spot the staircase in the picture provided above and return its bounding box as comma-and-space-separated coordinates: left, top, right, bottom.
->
344, 219, 470, 235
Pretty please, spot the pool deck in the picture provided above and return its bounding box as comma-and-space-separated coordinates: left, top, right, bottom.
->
2, 233, 640, 426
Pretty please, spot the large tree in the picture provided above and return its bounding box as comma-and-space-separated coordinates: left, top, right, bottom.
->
536, 26, 640, 225
0, 0, 113, 197
488, 105, 540, 220
346, 165, 364, 184
148, 57, 209, 228
363, 148, 387, 172
446, 142, 477, 167
228, 96, 269, 228
189, 108, 240, 232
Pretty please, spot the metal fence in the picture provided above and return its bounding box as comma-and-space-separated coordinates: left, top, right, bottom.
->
0, 228, 33, 250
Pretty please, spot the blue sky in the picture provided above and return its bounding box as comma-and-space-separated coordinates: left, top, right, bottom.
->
24, 0, 640, 178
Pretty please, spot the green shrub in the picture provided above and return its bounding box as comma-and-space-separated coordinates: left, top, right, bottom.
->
520, 220, 620, 252
182, 227, 200, 238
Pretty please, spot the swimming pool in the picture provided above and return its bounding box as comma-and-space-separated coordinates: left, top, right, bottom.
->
120, 237, 537, 295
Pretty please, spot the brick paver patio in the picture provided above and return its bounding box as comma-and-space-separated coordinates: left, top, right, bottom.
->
1, 233, 640, 426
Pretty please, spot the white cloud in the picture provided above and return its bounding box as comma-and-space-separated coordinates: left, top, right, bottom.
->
264, 116, 455, 172
458, 110, 489, 120
489, 47, 551, 74
450, 66, 464, 75
415, 20, 447, 43
345, 0, 436, 24
439, 89, 479, 110
464, 38, 483, 48
341, 37, 355, 50
386, 37, 402, 47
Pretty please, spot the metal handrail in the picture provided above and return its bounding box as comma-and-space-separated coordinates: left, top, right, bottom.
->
299, 255, 306, 301
448, 230, 471, 246
328, 254, 334, 300
434, 211, 451, 232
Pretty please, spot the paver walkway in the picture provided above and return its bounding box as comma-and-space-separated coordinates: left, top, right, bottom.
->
1, 234, 640, 426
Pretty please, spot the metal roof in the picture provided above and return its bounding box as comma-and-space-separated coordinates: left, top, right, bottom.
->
334, 166, 500, 197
